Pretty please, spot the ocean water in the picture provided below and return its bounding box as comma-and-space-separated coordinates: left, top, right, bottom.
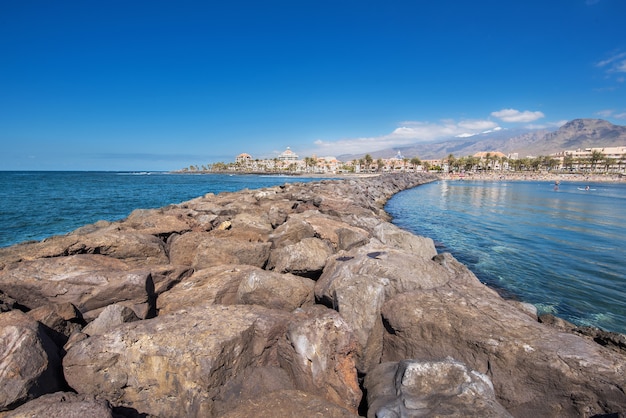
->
0, 171, 322, 248
386, 180, 626, 335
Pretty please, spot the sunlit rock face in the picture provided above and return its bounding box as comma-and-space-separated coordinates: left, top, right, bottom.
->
1, 173, 625, 417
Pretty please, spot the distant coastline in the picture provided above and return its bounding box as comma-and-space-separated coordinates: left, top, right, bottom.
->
442, 171, 625, 183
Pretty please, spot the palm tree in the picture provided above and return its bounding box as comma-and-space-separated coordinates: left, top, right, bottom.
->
364, 154, 373, 173
590, 150, 604, 172
447, 153, 456, 173
376, 158, 384, 172
410, 157, 421, 171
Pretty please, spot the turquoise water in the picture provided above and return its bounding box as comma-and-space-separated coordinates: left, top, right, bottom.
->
386, 180, 626, 334
3, 172, 625, 334
0, 171, 322, 248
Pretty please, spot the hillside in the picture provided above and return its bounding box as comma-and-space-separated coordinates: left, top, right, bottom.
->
339, 119, 626, 161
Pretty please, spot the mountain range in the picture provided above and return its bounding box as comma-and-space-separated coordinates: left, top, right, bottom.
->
338, 119, 626, 161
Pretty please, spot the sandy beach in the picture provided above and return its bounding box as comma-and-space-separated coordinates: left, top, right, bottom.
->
441, 171, 625, 183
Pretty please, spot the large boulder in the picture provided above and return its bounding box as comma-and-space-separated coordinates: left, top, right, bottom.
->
169, 232, 271, 269
63, 304, 290, 417
267, 237, 334, 278
0, 311, 64, 410
4, 392, 114, 418
314, 244, 452, 372
81, 303, 140, 336
236, 268, 315, 311
364, 359, 512, 417
26, 302, 84, 347
0, 255, 155, 320
278, 305, 361, 413
380, 254, 626, 417
372, 222, 436, 258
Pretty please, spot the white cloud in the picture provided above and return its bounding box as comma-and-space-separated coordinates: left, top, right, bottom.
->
525, 120, 568, 130
309, 118, 500, 156
596, 52, 626, 69
491, 108, 545, 123
596, 109, 615, 118
614, 112, 626, 120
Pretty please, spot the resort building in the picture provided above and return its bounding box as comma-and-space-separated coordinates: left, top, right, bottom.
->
277, 147, 299, 162
551, 146, 626, 172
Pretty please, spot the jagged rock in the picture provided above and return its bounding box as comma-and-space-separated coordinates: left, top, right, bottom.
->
268, 218, 316, 248
314, 244, 452, 372
380, 254, 626, 417
82, 303, 140, 336
0, 290, 17, 312
278, 305, 361, 413
122, 206, 215, 235
372, 222, 437, 258
0, 255, 155, 320
169, 231, 271, 269
365, 359, 512, 417
220, 390, 359, 418
158, 264, 315, 314
27, 303, 84, 347
289, 211, 370, 251
0, 311, 64, 410
63, 304, 290, 417
267, 237, 334, 278
211, 366, 295, 415
4, 391, 114, 418
158, 265, 258, 313
236, 268, 315, 311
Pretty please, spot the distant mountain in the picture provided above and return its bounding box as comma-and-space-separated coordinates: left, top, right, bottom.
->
338, 119, 626, 161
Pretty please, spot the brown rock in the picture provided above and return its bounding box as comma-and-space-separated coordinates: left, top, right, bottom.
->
82, 303, 140, 336
221, 390, 359, 418
169, 232, 271, 269
365, 359, 512, 417
0, 255, 154, 319
268, 218, 316, 248
236, 268, 315, 311
278, 305, 361, 413
4, 392, 113, 418
26, 303, 83, 347
267, 237, 333, 278
63, 304, 289, 417
380, 255, 626, 417
0, 311, 63, 410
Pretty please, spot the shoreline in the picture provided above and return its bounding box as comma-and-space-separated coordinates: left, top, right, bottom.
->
1, 173, 625, 416
442, 171, 625, 183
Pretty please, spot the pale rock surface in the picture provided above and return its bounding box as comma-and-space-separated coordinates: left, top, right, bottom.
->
314, 243, 452, 372
372, 222, 437, 258
81, 303, 140, 336
278, 305, 362, 413
380, 255, 626, 417
0, 311, 63, 410
267, 237, 334, 277
236, 268, 315, 311
365, 359, 512, 418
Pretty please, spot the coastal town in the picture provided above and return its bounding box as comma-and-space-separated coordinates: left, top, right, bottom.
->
181, 145, 626, 176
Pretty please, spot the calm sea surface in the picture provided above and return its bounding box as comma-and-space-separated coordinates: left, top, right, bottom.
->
0, 171, 322, 248
386, 180, 626, 334
2, 172, 625, 334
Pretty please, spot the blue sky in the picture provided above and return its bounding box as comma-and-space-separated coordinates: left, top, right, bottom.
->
1, 0, 625, 170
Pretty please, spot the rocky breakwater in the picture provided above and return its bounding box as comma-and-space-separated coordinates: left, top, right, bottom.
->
0, 173, 625, 417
